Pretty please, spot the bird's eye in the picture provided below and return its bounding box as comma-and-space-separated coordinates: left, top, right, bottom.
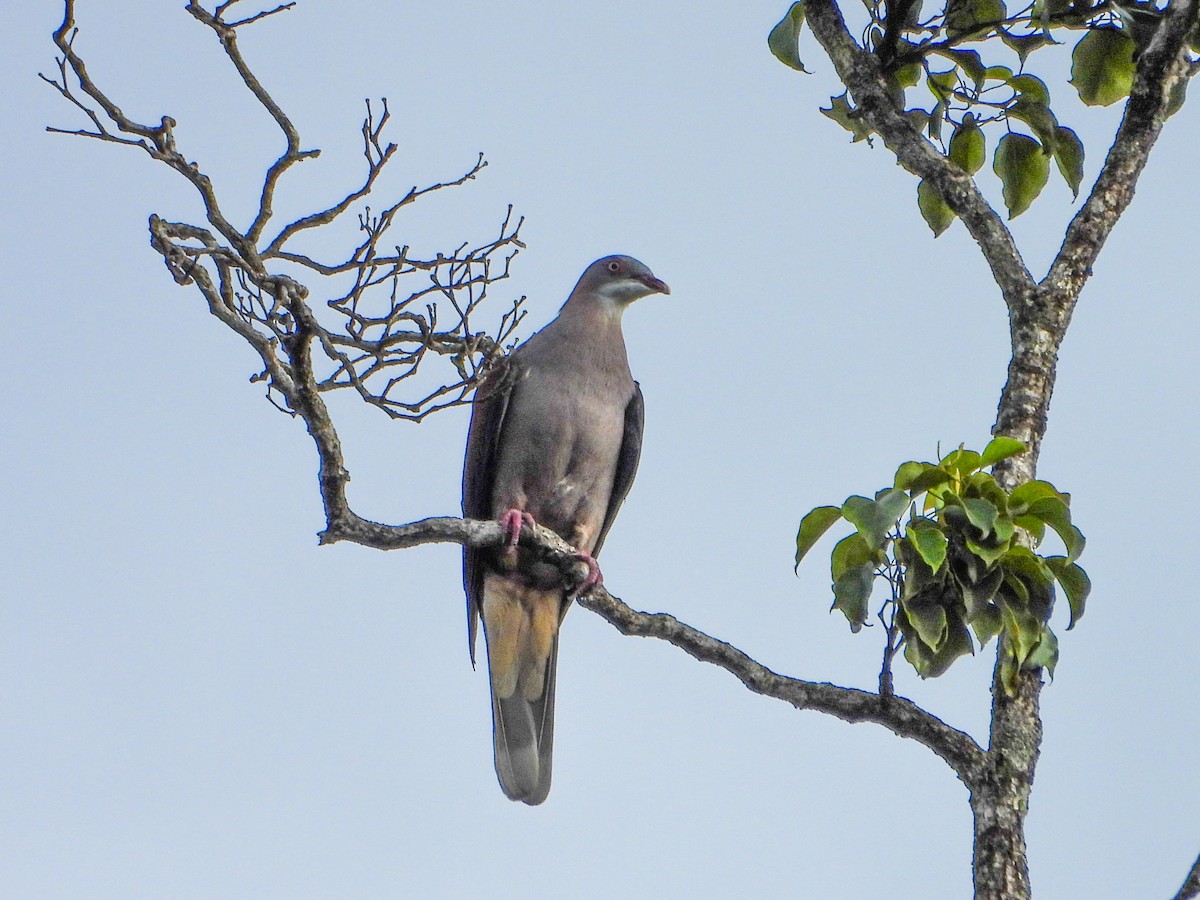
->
608, 261, 620, 272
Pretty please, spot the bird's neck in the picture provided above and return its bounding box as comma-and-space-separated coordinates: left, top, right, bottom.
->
559, 292, 628, 329
561, 290, 627, 320
552, 295, 631, 371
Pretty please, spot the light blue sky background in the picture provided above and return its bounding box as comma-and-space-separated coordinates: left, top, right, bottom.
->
3, 2, 1197, 898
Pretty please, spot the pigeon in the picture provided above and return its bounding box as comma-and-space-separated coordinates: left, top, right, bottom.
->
462, 254, 669, 804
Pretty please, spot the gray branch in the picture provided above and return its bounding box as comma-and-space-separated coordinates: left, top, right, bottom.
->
317, 510, 987, 786
46, 1, 524, 424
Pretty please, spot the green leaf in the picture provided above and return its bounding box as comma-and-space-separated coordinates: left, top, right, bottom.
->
992, 515, 1015, 545
831, 533, 878, 581
1014, 514, 1047, 544
932, 48, 986, 86
962, 497, 998, 537
821, 93, 873, 142
842, 489, 908, 549
957, 564, 1003, 617
1024, 626, 1059, 678
1007, 98, 1059, 152
930, 617, 976, 675
993, 133, 1050, 219
1045, 556, 1091, 628
928, 99, 946, 141
904, 600, 949, 650
895, 461, 952, 493
964, 471, 1010, 512
980, 436, 1026, 467
893, 61, 923, 89
900, 545, 938, 595
1010, 73, 1051, 105
1003, 545, 1055, 590
947, 0, 1006, 37
1032, 0, 1073, 22
768, 2, 810, 72
1001, 30, 1055, 65
927, 68, 959, 101
903, 608, 974, 677
1052, 126, 1085, 198
903, 628, 931, 676
966, 537, 1011, 568
949, 116, 986, 174
918, 179, 957, 236
1001, 548, 1056, 626
833, 564, 873, 632
941, 447, 983, 477
906, 108, 931, 134
970, 603, 1004, 645
795, 505, 843, 568
1070, 28, 1136, 107
1026, 496, 1086, 562
907, 523, 948, 573
999, 594, 1043, 666
1009, 479, 1068, 515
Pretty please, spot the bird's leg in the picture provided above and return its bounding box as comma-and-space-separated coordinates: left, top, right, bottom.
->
499, 509, 537, 548
570, 551, 603, 597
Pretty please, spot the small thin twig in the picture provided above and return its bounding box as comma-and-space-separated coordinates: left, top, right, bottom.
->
46, 1, 525, 425
876, 546, 905, 697
227, 2, 295, 28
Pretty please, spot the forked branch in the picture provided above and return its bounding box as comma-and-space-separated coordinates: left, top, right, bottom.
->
45, 0, 525, 423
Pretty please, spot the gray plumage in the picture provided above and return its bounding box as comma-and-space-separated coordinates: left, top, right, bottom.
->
462, 254, 668, 804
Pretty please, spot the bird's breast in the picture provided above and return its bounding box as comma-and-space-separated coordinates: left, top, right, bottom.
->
491, 366, 631, 546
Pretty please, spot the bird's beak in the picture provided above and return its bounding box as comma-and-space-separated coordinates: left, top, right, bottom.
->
640, 274, 671, 295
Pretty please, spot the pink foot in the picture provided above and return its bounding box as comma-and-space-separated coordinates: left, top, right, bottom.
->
571, 551, 603, 596
499, 509, 537, 548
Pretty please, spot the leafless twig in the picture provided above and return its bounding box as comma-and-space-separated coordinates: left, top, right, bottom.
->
44, 0, 524, 423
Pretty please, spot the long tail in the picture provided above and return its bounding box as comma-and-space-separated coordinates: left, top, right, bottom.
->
492, 639, 557, 804
481, 575, 561, 805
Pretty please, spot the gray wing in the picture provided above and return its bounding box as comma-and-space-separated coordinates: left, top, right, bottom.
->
462, 357, 518, 665
592, 382, 644, 557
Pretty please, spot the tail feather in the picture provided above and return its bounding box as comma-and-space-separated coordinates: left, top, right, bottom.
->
492, 642, 556, 805
482, 575, 560, 805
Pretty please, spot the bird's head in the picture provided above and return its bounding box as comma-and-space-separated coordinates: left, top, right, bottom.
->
576, 255, 671, 308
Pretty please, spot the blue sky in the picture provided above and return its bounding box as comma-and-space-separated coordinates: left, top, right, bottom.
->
3, 2, 1197, 897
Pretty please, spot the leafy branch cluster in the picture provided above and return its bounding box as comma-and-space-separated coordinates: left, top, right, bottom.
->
795, 438, 1090, 694
41, 0, 525, 422
771, 0, 1199, 229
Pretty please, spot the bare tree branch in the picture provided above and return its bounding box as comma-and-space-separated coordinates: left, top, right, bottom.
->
315, 510, 987, 786
185, 1, 314, 245
226, 2, 296, 28
46, 1, 524, 424
577, 588, 987, 786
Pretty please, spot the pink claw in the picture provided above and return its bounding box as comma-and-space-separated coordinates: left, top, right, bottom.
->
572, 551, 603, 596
499, 509, 537, 548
